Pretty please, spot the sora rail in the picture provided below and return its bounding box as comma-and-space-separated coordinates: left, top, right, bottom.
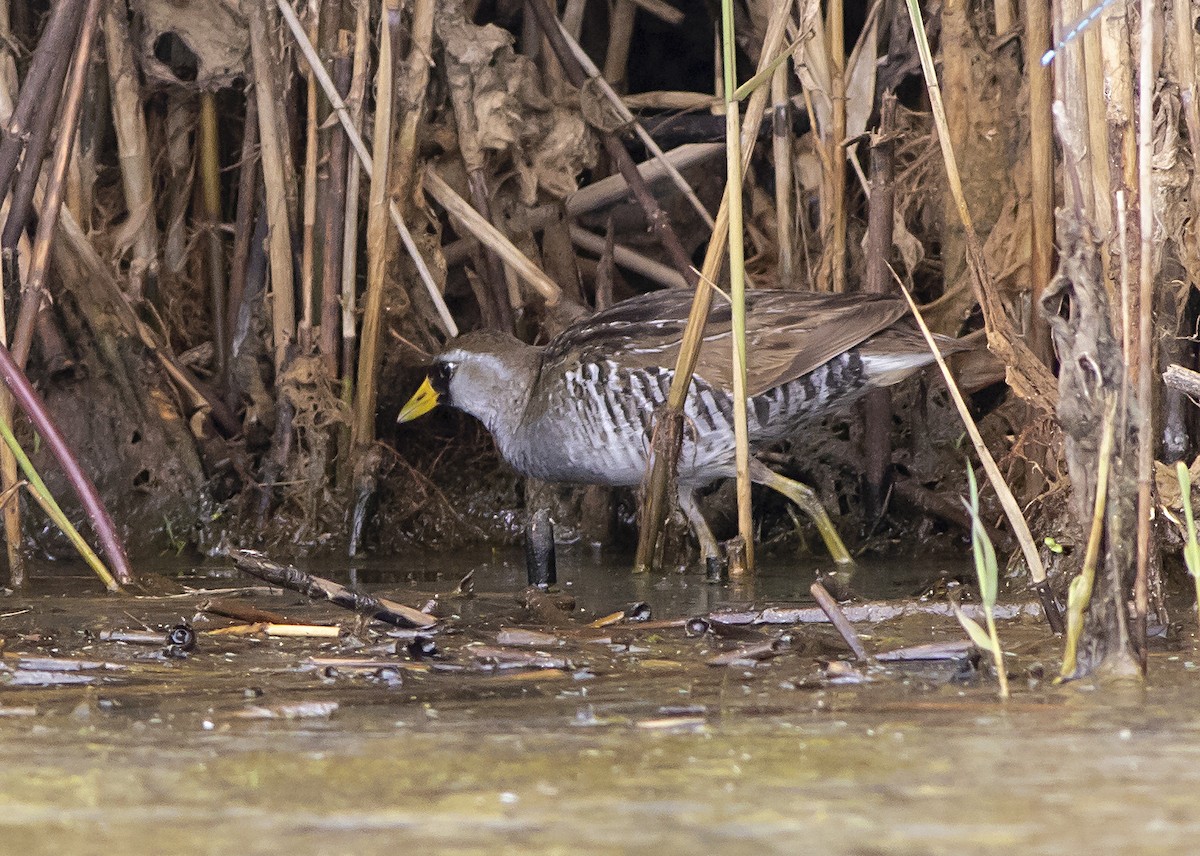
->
398, 288, 965, 568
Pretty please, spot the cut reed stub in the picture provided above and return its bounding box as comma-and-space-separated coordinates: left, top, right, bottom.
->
525, 508, 557, 589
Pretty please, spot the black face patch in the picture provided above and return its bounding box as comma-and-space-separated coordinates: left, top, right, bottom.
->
431, 360, 455, 402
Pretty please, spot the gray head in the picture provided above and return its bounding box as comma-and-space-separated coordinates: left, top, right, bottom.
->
398, 330, 541, 454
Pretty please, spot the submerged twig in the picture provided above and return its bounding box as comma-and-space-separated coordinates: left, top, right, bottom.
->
229, 549, 437, 629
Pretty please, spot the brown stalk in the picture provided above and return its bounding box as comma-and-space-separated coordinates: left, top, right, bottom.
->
904, 0, 1058, 411
604, 0, 637, 91
199, 92, 227, 377
350, 0, 397, 457
771, 61, 793, 284
226, 93, 260, 384
319, 37, 352, 379
437, 0, 513, 329
827, 0, 847, 292
1025, 0, 1054, 362
10, 0, 102, 370
634, 0, 791, 571
393, 0, 435, 214
1133, 0, 1157, 664
299, 6, 322, 352
525, 0, 700, 288
1171, 0, 1200, 235
861, 94, 896, 519
0, 0, 81, 200
1082, 12, 1113, 236
337, 0, 370, 488
103, 1, 158, 301
247, 0, 297, 374
1, 48, 68, 250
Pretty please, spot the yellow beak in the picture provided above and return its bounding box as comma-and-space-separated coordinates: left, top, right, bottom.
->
397, 376, 440, 423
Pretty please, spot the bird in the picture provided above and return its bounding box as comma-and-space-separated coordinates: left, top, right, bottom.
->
398, 287, 967, 571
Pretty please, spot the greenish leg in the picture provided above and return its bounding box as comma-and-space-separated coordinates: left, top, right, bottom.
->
749, 460, 855, 582
677, 486, 722, 566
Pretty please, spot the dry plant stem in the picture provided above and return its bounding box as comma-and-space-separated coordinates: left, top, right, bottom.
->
1, 49, 69, 250
862, 95, 896, 517
810, 581, 868, 659
41, 180, 241, 437
903, 0, 1058, 410
1133, 0, 1156, 658
0, 340, 131, 586
1082, 12, 1113, 235
351, 0, 397, 457
1025, 0, 1054, 363
1172, 0, 1200, 194
556, 23, 714, 228
227, 95, 260, 371
299, 8, 321, 347
248, 0, 296, 374
1163, 364, 1200, 397
569, 226, 688, 288
275, 0, 456, 337
199, 93, 227, 377
895, 275, 1053, 592
0, 0, 81, 198
342, 0, 370, 381
103, 0, 158, 300
392, 0, 434, 215
633, 0, 790, 572
319, 40, 352, 379
1055, 0, 1095, 216
424, 169, 562, 304
721, 0, 754, 568
604, 0, 636, 90
772, 63, 792, 283
230, 549, 437, 628
527, 0, 699, 289
10, 0, 102, 370
827, 0, 847, 293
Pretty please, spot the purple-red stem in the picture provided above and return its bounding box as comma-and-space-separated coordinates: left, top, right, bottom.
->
0, 341, 133, 585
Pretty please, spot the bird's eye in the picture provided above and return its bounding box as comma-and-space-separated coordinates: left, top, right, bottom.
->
431, 361, 455, 396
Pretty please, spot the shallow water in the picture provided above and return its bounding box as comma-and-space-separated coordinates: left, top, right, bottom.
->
0, 549, 1196, 855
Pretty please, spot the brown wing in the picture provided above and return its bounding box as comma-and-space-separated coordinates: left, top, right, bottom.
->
541, 289, 909, 396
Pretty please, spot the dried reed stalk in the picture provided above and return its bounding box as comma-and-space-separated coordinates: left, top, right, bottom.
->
634, 0, 791, 571
604, 0, 637, 91
772, 62, 793, 284
248, 0, 296, 374
1133, 0, 1157, 662
719, 0, 753, 568
199, 93, 227, 376
827, 0, 847, 292
10, 0, 102, 369
275, 0, 456, 337
1025, 0, 1054, 362
299, 6, 321, 350
351, 0, 398, 457
103, 0, 158, 302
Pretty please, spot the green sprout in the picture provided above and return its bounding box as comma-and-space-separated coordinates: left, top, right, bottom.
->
954, 466, 1009, 699
1176, 463, 1200, 617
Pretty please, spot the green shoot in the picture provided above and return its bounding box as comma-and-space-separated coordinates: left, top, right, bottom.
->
954, 466, 1009, 699
1176, 462, 1200, 619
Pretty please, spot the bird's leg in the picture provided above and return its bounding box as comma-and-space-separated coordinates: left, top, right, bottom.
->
677, 486, 724, 578
749, 459, 855, 592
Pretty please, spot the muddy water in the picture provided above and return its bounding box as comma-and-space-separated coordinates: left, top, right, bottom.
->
1, 549, 1197, 855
